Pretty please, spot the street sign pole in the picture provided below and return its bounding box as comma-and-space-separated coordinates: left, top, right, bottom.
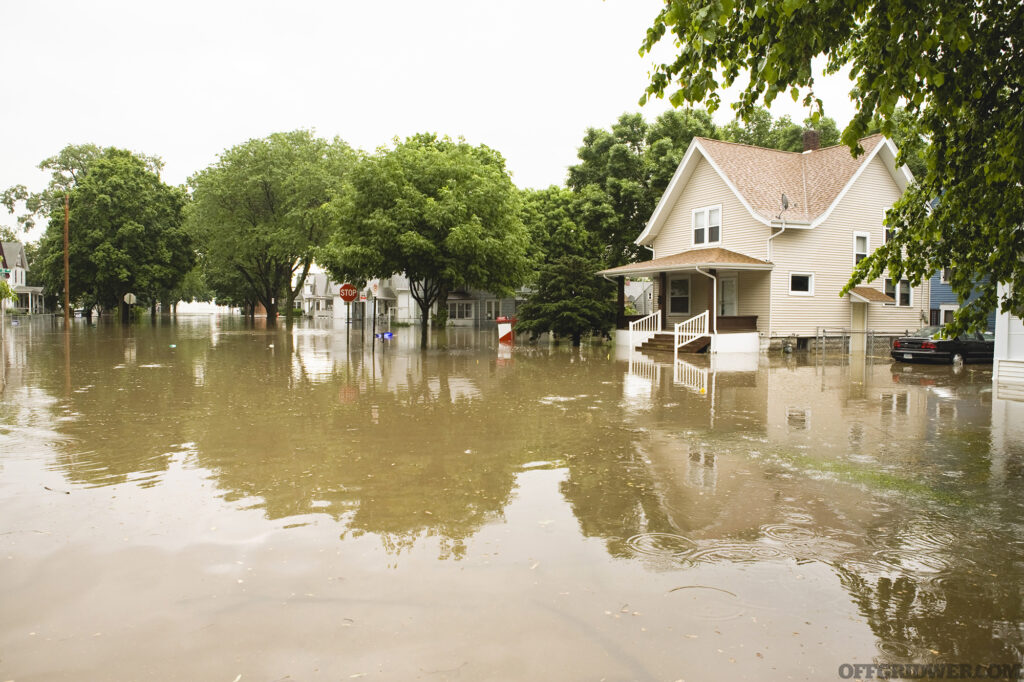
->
63, 193, 70, 326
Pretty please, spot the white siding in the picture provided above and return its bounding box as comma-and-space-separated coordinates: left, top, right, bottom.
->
768, 156, 926, 337
651, 158, 768, 259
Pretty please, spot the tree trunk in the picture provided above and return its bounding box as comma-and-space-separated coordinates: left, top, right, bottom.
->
150, 301, 157, 318
418, 297, 431, 348
572, 331, 582, 347
120, 301, 130, 324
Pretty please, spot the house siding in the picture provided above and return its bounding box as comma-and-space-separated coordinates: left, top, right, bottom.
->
928, 273, 997, 330
768, 155, 927, 337
651, 158, 768, 260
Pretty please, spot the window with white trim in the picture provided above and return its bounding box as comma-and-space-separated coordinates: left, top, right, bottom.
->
853, 232, 870, 265
669, 276, 690, 314
940, 267, 953, 284
484, 299, 500, 320
884, 278, 912, 306
692, 205, 721, 246
789, 273, 814, 296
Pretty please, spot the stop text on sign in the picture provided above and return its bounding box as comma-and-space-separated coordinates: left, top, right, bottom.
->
339, 283, 358, 302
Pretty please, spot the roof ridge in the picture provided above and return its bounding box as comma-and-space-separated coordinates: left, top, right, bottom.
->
697, 133, 884, 155
695, 136, 801, 155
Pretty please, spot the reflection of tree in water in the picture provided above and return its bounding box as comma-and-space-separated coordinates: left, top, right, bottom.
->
834, 506, 1024, 663
837, 563, 1024, 661
32, 325, 211, 487
187, 343, 553, 559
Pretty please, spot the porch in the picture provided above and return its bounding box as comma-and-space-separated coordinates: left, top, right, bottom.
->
599, 247, 772, 355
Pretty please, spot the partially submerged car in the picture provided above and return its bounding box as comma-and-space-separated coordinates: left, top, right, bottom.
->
891, 325, 994, 365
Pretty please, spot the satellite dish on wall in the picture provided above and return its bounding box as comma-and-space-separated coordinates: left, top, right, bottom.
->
781, 193, 790, 210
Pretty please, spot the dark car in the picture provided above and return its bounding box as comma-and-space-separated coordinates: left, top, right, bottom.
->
891, 325, 994, 365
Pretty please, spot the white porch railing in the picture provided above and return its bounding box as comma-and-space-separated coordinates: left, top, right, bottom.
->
629, 311, 661, 349
674, 311, 709, 364
673, 357, 709, 395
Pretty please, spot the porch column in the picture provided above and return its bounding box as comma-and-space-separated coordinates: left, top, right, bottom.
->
616, 277, 626, 329
659, 272, 668, 330
708, 269, 717, 334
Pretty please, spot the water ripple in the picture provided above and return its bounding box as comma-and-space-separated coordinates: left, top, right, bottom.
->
626, 532, 698, 558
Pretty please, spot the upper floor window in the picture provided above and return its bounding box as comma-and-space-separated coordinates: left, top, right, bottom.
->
693, 206, 721, 247
854, 232, 870, 265
885, 278, 912, 306
940, 267, 953, 284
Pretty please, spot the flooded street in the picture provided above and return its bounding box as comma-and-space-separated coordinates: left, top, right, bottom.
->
2, 317, 1023, 681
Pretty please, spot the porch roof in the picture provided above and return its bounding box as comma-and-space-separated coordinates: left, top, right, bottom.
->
848, 286, 895, 304
598, 247, 773, 277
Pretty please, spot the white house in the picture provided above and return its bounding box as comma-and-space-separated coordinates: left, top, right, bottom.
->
1, 242, 45, 314
599, 133, 927, 354
993, 282, 1024, 395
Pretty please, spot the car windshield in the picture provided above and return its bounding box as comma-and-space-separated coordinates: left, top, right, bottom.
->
912, 325, 946, 339
981, 331, 995, 342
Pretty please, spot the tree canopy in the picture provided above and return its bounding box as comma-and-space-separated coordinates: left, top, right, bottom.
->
320, 133, 530, 347
31, 147, 190, 314
516, 187, 614, 346
187, 130, 356, 323
639, 0, 1024, 331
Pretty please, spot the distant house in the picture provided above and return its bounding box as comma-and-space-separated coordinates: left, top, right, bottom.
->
0, 242, 45, 314
295, 267, 523, 327
927, 268, 996, 330
298, 272, 340, 318
599, 133, 928, 353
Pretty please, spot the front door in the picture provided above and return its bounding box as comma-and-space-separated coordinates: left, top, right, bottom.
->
717, 276, 737, 317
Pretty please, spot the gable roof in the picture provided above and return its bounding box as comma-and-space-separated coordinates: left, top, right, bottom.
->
637, 135, 913, 245
1, 242, 28, 270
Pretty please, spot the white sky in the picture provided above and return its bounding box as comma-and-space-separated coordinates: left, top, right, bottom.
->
1, 0, 859, 238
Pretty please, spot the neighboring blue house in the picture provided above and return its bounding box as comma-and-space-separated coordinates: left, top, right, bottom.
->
928, 267, 997, 330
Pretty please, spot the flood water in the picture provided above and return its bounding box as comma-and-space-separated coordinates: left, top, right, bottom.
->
2, 316, 1023, 681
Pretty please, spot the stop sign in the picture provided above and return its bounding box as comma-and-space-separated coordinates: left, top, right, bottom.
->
339, 283, 358, 302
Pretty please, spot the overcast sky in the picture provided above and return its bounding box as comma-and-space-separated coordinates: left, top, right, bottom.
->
1, 0, 859, 237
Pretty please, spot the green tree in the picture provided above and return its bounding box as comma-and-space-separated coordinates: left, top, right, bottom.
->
517, 187, 615, 345
719, 106, 840, 151
568, 109, 717, 326
31, 148, 191, 319
515, 255, 615, 346
3, 143, 163, 233
639, 0, 1024, 331
320, 134, 530, 348
188, 130, 356, 325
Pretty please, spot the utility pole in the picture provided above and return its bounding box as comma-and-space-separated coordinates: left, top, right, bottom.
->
63, 193, 70, 325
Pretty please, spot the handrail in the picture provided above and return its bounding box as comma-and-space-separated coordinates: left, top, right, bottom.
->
628, 310, 661, 349
674, 311, 709, 364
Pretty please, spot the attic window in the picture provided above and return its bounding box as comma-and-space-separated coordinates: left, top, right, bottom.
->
693, 206, 721, 246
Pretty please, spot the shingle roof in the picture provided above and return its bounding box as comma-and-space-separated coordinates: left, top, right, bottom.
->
598, 247, 772, 276
695, 135, 885, 223
849, 286, 895, 304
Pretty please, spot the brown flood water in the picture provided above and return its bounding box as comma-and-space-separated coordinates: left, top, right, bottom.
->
1, 316, 1023, 681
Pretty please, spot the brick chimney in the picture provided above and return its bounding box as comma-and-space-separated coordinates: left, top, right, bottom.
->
802, 128, 820, 152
